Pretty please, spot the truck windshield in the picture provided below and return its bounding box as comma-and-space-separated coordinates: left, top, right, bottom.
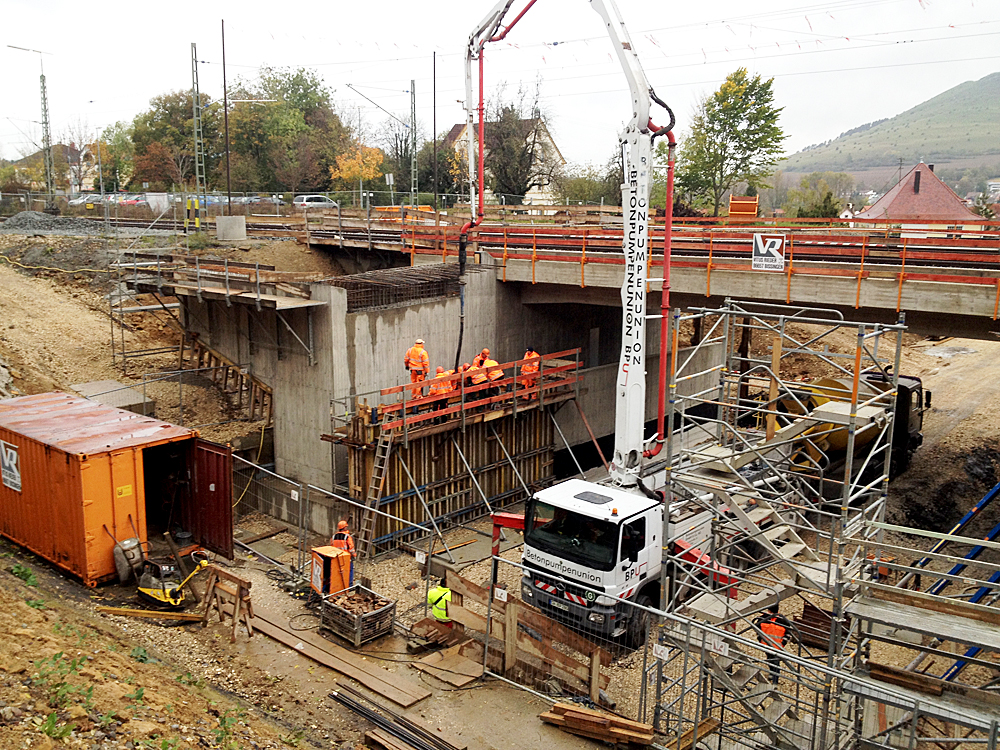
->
524, 500, 618, 572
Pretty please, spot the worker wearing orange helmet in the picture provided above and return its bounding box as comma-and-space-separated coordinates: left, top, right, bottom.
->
404, 338, 430, 399
330, 519, 357, 584
472, 347, 490, 369
428, 366, 455, 410
428, 365, 451, 395
520, 346, 540, 400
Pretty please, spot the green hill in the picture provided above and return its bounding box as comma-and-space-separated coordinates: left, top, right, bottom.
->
782, 71, 1000, 173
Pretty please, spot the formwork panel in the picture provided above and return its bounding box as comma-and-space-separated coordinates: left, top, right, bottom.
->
371, 409, 555, 551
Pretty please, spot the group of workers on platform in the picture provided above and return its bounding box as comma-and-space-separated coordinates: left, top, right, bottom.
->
403, 339, 542, 411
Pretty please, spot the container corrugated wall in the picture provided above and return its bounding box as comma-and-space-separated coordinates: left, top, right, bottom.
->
0, 393, 201, 586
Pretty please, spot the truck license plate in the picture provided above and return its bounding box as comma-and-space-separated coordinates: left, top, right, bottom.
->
550, 599, 570, 612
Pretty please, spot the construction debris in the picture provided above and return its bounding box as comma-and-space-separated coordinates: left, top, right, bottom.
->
329, 587, 391, 614
331, 683, 467, 750
539, 702, 655, 746
321, 584, 396, 647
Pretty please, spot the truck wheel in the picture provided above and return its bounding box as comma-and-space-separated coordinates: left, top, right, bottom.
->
625, 594, 653, 649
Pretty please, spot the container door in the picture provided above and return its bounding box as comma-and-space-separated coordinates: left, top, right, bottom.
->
190, 439, 234, 559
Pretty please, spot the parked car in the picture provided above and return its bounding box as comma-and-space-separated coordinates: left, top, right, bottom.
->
293, 195, 337, 209
68, 194, 99, 206
246, 195, 286, 206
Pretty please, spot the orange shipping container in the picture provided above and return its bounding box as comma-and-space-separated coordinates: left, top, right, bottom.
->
0, 392, 233, 586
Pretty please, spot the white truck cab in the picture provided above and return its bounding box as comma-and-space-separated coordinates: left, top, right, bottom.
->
520, 479, 664, 645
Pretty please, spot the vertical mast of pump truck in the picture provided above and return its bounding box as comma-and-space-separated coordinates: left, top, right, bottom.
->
463, 0, 668, 488
589, 0, 654, 488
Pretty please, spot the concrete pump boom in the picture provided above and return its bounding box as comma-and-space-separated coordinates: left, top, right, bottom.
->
463, 0, 672, 487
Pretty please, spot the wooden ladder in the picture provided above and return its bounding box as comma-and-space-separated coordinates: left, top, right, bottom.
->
356, 427, 394, 570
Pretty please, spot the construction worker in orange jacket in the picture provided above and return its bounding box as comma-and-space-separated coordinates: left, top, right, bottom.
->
483, 357, 504, 401
754, 604, 794, 684
469, 360, 489, 408
330, 519, 357, 584
520, 346, 540, 400
404, 338, 430, 399
472, 348, 490, 369
428, 366, 454, 416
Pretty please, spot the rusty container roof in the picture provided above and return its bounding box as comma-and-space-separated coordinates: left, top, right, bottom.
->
0, 392, 195, 456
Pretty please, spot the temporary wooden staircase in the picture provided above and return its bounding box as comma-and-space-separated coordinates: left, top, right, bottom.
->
180, 335, 273, 423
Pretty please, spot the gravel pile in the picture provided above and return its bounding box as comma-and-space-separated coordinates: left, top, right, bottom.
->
0, 211, 106, 236
0, 211, 172, 236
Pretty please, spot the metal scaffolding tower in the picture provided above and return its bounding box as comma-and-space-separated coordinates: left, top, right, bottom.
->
191, 43, 208, 230
650, 300, 906, 750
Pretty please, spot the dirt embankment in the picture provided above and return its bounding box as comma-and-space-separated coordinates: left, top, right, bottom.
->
0, 565, 289, 749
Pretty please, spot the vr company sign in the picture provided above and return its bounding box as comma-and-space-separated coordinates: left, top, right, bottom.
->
1, 440, 21, 492
752, 233, 786, 271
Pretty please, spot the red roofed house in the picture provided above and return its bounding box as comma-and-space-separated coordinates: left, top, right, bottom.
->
854, 162, 981, 236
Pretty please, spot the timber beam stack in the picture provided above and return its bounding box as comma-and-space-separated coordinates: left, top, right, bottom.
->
539, 703, 654, 747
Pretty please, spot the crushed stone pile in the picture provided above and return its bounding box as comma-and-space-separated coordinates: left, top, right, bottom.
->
0, 210, 105, 236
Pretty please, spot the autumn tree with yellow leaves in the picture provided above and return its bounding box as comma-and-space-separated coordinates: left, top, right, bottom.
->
329, 143, 384, 205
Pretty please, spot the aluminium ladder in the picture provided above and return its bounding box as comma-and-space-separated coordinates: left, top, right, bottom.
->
355, 427, 394, 571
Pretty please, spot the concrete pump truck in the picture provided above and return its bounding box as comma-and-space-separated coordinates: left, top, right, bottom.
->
465, 1, 924, 648
462, 0, 717, 648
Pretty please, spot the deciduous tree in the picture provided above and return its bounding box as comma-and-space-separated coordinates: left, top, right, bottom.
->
677, 68, 786, 216
132, 91, 220, 188
784, 171, 853, 218
329, 142, 384, 204
483, 84, 560, 205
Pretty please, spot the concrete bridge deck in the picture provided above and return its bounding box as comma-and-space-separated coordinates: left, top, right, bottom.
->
304, 215, 1000, 338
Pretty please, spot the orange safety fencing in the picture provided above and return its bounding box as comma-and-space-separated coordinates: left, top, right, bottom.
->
378, 348, 582, 432
381, 220, 1000, 317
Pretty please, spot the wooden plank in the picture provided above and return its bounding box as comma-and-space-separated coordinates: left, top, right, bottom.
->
248, 606, 429, 707
668, 717, 721, 750
589, 647, 601, 704
413, 646, 483, 687
517, 630, 610, 689
447, 603, 504, 639
446, 571, 611, 666
551, 702, 654, 732
869, 583, 1000, 627
239, 526, 285, 545
365, 728, 416, 750
869, 662, 944, 696
504, 599, 518, 674
95, 606, 202, 622
561, 710, 609, 728
540, 711, 653, 745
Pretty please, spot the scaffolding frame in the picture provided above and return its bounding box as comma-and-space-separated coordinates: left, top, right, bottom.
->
653, 298, 908, 749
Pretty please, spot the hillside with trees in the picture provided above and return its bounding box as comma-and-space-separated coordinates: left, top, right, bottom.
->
783, 71, 1000, 173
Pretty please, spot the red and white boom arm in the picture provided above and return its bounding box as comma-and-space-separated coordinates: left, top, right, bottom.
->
464, 0, 672, 487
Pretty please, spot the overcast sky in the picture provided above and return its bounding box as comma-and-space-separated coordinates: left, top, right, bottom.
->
3, 0, 999, 170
